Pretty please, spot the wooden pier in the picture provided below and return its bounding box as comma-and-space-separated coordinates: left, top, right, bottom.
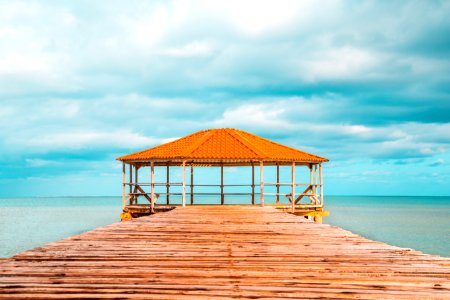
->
1, 206, 449, 299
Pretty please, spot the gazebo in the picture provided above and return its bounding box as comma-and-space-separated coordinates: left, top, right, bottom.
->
116, 128, 329, 221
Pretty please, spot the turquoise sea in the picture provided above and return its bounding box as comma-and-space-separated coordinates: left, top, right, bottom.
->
0, 196, 449, 258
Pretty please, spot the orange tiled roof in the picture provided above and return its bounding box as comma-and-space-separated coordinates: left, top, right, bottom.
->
116, 128, 328, 163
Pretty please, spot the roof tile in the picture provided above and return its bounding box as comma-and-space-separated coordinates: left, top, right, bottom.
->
116, 128, 328, 163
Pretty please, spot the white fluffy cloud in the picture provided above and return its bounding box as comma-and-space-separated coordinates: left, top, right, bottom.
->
0, 1, 449, 195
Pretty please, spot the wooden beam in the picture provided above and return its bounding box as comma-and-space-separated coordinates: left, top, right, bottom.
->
251, 163, 255, 205
276, 164, 280, 204
133, 185, 152, 203
291, 162, 295, 213
166, 165, 170, 205
151, 161, 155, 213
190, 165, 194, 205
121, 162, 126, 209
294, 185, 313, 204
182, 161, 186, 207
260, 161, 264, 206
220, 164, 224, 205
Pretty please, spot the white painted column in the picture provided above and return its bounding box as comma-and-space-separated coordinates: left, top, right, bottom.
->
129, 164, 133, 204
259, 161, 264, 206
122, 162, 126, 209
320, 163, 323, 206
129, 164, 133, 194
182, 161, 186, 207
135, 166, 139, 185
291, 162, 295, 213
151, 161, 155, 213
276, 164, 280, 204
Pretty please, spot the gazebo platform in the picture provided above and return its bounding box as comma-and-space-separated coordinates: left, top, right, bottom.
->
124, 203, 329, 221
1, 206, 449, 299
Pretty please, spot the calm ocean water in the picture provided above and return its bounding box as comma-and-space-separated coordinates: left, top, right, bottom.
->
0, 196, 449, 258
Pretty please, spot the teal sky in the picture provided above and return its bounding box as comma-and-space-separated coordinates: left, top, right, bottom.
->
0, 0, 449, 196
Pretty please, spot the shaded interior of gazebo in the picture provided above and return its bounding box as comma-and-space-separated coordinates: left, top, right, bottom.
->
117, 128, 328, 219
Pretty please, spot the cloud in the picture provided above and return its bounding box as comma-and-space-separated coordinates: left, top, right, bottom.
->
164, 41, 213, 57
25, 159, 60, 167
12, 130, 160, 150
214, 102, 292, 130
0, 1, 450, 195
300, 47, 379, 82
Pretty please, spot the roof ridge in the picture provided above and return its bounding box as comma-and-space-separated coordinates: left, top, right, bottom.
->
181, 129, 216, 157
226, 129, 268, 159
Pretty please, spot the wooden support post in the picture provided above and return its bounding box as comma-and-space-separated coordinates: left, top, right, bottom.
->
309, 164, 313, 205
166, 165, 170, 205
291, 162, 295, 213
320, 163, 323, 206
190, 165, 194, 205
129, 164, 132, 194
122, 162, 126, 209
220, 164, 224, 205
151, 161, 155, 213
276, 164, 280, 204
135, 165, 139, 185
182, 161, 186, 207
129, 164, 133, 204
135, 165, 139, 204
315, 165, 319, 203
251, 163, 255, 205
260, 161, 264, 206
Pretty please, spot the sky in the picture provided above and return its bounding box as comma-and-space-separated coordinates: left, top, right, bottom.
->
0, 0, 449, 197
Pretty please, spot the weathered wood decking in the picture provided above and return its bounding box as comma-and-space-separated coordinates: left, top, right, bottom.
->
1, 206, 449, 299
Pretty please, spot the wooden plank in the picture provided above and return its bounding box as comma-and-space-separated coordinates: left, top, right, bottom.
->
0, 206, 449, 299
